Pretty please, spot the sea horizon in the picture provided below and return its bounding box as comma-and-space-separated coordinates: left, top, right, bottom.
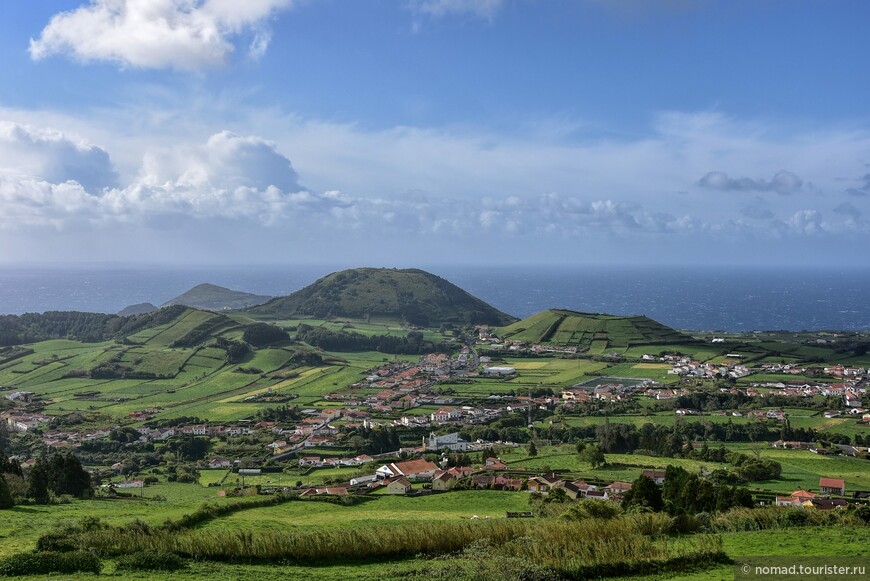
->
1, 264, 869, 333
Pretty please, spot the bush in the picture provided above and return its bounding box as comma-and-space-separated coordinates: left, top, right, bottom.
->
116, 550, 187, 572
0, 551, 101, 576
669, 513, 701, 533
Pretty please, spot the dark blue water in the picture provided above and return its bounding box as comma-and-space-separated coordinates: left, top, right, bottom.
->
0, 265, 868, 332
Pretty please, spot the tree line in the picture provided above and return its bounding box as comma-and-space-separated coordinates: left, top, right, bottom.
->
0, 452, 92, 509
296, 325, 445, 354
0, 306, 188, 347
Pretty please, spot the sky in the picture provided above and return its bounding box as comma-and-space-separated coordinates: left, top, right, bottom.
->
0, 0, 869, 267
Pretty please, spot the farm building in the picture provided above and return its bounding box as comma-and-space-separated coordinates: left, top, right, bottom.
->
376, 458, 439, 480
819, 478, 846, 495
387, 477, 412, 495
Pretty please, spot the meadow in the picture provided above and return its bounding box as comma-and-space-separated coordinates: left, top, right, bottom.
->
0, 483, 233, 558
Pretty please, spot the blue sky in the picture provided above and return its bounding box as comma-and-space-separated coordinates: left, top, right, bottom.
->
0, 0, 869, 266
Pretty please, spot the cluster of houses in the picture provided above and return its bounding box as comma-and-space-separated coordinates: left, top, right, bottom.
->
771, 440, 870, 457
1, 410, 51, 433
293, 454, 653, 501
774, 478, 851, 509
561, 382, 647, 405
665, 358, 751, 380
475, 328, 578, 355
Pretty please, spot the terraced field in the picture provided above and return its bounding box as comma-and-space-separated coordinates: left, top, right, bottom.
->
498, 309, 695, 351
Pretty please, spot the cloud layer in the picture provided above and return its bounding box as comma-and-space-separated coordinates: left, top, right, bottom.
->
697, 170, 803, 194
1, 111, 868, 265
29, 0, 296, 70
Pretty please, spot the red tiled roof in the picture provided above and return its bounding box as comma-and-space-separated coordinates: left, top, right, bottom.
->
819, 478, 845, 488
393, 458, 438, 476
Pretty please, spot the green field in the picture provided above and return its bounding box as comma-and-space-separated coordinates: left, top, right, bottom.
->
0, 483, 232, 558
498, 309, 695, 350
199, 490, 531, 534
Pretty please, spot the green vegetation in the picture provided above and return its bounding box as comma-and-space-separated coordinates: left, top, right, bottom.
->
498, 309, 693, 350
1, 277, 869, 580
163, 283, 272, 311
0, 551, 101, 576
249, 268, 516, 326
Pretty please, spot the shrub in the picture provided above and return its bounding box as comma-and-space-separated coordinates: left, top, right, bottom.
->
115, 550, 187, 572
0, 551, 101, 576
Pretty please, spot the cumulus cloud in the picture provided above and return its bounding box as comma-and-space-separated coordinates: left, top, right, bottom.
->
786, 209, 823, 235
0, 126, 317, 228
29, 0, 297, 70
410, 0, 504, 20
0, 121, 117, 192
0, 121, 692, 239
697, 169, 803, 194
3, 113, 869, 265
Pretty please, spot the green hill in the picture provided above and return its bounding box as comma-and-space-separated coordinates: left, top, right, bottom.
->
498, 309, 694, 351
249, 267, 516, 326
0, 306, 194, 347
118, 302, 158, 316
162, 283, 272, 311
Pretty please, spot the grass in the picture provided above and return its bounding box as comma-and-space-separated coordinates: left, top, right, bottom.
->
723, 443, 870, 493
498, 444, 728, 482
4, 526, 864, 581
0, 483, 230, 559
199, 491, 531, 533
75, 507, 724, 580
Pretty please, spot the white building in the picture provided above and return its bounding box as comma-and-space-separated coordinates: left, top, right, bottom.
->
424, 432, 468, 452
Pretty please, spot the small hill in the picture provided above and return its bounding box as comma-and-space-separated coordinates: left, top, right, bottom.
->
249, 268, 516, 326
118, 303, 158, 316
0, 305, 190, 347
498, 309, 693, 351
162, 283, 272, 311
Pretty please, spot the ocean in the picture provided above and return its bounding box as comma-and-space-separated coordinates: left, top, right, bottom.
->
0, 265, 868, 332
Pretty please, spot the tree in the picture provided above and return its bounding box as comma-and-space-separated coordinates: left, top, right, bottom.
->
0, 474, 13, 509
27, 456, 50, 504
527, 441, 538, 457
579, 445, 606, 469
622, 475, 663, 512
242, 323, 290, 347
47, 453, 92, 498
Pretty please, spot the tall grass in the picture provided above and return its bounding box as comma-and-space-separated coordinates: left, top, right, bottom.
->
72, 512, 726, 577
709, 506, 864, 532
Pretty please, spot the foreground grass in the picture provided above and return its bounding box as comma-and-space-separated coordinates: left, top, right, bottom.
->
4, 527, 868, 581
0, 484, 229, 558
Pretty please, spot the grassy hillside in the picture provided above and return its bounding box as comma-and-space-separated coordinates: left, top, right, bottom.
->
162, 283, 272, 311
498, 309, 694, 350
0, 305, 347, 421
249, 268, 516, 326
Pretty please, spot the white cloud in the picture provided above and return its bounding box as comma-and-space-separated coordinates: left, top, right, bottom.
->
0, 121, 117, 193
786, 209, 823, 236
29, 0, 297, 70
697, 170, 803, 194
410, 0, 504, 20
2, 113, 869, 266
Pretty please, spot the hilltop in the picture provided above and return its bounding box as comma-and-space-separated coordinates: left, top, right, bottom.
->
498, 309, 694, 351
118, 302, 158, 316
162, 283, 272, 311
249, 267, 516, 326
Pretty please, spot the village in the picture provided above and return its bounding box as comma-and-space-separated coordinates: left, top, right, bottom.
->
3, 327, 869, 515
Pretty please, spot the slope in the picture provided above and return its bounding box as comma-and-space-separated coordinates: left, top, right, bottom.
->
248, 267, 516, 326
162, 283, 272, 311
498, 309, 694, 350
